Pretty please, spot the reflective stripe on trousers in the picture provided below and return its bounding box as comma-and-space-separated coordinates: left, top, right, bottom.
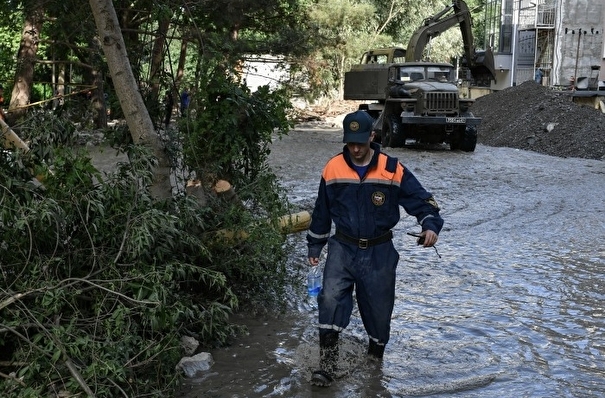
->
317, 236, 399, 344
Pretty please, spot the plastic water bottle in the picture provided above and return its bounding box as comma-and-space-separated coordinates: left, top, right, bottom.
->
307, 266, 322, 297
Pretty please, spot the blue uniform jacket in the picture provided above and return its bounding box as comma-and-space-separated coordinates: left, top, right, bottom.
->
307, 142, 443, 258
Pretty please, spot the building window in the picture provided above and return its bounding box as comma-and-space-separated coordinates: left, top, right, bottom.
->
484, 0, 515, 54
500, 0, 514, 53
485, 0, 502, 50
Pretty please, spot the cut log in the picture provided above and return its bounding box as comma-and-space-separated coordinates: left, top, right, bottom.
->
210, 211, 312, 242
185, 179, 207, 207
276, 211, 311, 233
213, 179, 240, 204
185, 179, 242, 207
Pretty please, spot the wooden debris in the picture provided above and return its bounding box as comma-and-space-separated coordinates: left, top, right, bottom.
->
0, 117, 29, 151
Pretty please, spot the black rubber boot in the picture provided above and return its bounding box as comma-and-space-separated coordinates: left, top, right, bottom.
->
367, 339, 385, 361
310, 331, 339, 387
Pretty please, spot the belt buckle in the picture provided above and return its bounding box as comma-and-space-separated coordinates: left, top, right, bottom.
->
358, 238, 369, 249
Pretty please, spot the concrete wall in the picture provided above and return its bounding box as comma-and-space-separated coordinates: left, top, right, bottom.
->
555, 0, 604, 87
601, 3, 605, 81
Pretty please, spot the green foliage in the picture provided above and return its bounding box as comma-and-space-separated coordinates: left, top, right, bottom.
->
291, 0, 383, 99
181, 72, 293, 186
177, 70, 296, 306
0, 8, 22, 87
0, 110, 283, 396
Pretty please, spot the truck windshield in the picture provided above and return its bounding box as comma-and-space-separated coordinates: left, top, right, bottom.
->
398, 67, 425, 81
427, 66, 454, 82
397, 66, 454, 82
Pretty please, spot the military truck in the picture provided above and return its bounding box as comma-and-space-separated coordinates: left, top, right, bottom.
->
343, 0, 496, 151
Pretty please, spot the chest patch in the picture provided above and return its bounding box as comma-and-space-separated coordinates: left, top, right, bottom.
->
371, 191, 386, 206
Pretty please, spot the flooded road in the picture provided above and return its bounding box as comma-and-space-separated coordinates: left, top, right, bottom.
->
180, 122, 605, 397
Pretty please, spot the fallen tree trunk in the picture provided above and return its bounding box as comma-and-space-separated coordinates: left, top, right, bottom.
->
277, 210, 311, 234
191, 179, 311, 240
213, 210, 312, 241
185, 179, 241, 208
0, 117, 29, 151
0, 118, 48, 185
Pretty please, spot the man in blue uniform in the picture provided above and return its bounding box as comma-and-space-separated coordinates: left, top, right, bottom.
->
307, 110, 443, 387
180, 87, 190, 116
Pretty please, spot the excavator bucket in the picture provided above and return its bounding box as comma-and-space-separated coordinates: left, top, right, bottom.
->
468, 47, 497, 87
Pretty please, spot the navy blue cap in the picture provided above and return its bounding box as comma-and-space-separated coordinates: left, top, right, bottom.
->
343, 111, 374, 143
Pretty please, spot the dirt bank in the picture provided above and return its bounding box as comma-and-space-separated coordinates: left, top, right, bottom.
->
472, 81, 605, 160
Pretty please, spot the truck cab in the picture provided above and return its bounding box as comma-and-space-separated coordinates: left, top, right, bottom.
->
382, 62, 479, 150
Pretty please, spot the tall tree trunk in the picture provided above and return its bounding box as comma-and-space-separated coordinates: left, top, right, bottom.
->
176, 38, 188, 87
54, 66, 65, 110
150, 18, 170, 101
88, 0, 172, 200
7, 1, 44, 124
230, 24, 244, 83
90, 66, 107, 128
87, 37, 107, 128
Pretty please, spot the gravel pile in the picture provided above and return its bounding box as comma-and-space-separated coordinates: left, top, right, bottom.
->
472, 81, 605, 160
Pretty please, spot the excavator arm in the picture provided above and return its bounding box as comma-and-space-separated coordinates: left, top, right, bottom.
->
405, 0, 496, 85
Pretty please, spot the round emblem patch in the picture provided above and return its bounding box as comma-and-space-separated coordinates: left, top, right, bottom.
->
371, 191, 386, 206
349, 121, 360, 132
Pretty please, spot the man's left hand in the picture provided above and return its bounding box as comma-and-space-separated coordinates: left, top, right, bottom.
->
421, 230, 438, 247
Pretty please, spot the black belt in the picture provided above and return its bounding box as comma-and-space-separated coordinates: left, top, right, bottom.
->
334, 230, 393, 249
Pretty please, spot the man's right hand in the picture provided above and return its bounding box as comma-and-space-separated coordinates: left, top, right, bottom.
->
308, 257, 319, 266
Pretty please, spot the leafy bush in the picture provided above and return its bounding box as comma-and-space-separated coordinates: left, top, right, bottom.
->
177, 73, 297, 306
0, 77, 295, 396
180, 72, 294, 186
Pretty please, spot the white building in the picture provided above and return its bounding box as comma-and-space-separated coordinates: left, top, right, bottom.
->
485, 0, 604, 90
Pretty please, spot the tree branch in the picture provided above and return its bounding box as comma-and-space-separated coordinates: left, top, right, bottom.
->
0, 370, 26, 387
61, 278, 160, 306
0, 292, 28, 311
65, 358, 96, 397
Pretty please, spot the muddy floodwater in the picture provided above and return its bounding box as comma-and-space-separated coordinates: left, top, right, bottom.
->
179, 122, 605, 397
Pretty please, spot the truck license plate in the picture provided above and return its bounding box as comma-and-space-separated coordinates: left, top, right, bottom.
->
446, 117, 466, 124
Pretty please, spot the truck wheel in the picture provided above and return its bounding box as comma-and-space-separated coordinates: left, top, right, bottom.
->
384, 116, 405, 148
459, 126, 477, 152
